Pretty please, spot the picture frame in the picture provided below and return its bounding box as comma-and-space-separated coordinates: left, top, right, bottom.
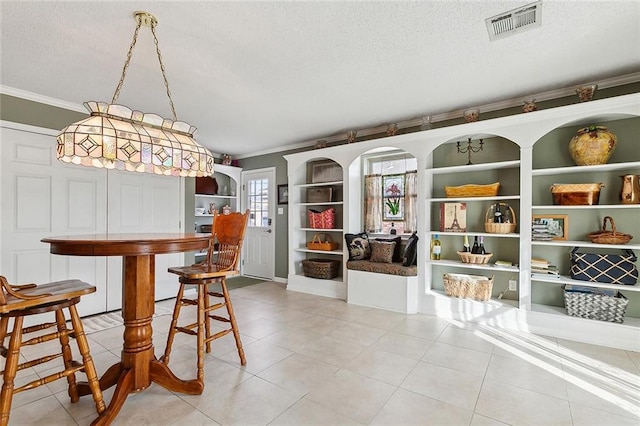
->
311, 162, 342, 183
532, 214, 569, 241
277, 184, 289, 205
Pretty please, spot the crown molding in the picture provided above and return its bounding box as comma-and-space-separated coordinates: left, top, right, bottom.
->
0, 85, 86, 113
236, 71, 640, 159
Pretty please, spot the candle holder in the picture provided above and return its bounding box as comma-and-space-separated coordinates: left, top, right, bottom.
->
457, 138, 484, 165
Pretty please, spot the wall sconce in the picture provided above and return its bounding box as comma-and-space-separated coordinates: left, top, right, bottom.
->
457, 138, 484, 165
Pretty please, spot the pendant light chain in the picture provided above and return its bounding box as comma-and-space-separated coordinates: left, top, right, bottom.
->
111, 13, 178, 121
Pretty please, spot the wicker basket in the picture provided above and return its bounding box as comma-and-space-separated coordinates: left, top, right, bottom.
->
444, 182, 500, 198
564, 288, 628, 323
306, 233, 339, 251
457, 251, 493, 264
484, 203, 517, 234
443, 273, 494, 301
587, 216, 633, 244
550, 183, 603, 205
302, 258, 341, 279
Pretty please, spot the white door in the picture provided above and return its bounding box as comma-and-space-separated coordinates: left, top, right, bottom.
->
105, 170, 183, 310
241, 168, 275, 280
0, 123, 108, 317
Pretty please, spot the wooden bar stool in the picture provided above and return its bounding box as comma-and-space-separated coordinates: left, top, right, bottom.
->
163, 209, 249, 384
0, 276, 105, 426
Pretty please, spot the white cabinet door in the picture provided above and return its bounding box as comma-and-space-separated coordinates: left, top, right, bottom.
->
106, 171, 183, 310
0, 125, 108, 317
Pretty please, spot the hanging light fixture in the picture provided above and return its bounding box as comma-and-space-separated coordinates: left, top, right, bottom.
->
56, 11, 214, 177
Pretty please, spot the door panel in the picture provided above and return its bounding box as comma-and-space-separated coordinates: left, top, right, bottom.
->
241, 168, 275, 280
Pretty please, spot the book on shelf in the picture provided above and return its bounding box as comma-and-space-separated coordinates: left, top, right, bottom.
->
531, 258, 550, 269
531, 266, 559, 275
531, 273, 562, 280
439, 202, 466, 233
494, 260, 513, 267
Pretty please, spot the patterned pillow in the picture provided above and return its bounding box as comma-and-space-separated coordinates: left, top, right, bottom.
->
369, 241, 396, 263
376, 236, 402, 263
345, 232, 371, 260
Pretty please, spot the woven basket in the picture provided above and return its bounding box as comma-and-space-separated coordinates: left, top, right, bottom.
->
457, 251, 493, 264
587, 216, 633, 244
564, 288, 628, 323
306, 233, 339, 251
444, 182, 500, 198
302, 258, 340, 279
550, 183, 603, 205
443, 273, 494, 301
484, 203, 517, 234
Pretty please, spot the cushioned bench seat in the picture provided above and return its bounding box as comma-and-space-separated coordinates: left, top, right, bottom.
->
346, 260, 417, 276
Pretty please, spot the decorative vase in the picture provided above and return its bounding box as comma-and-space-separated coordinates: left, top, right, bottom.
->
620, 174, 640, 204
568, 125, 617, 166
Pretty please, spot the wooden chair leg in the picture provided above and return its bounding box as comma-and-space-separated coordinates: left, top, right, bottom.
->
55, 309, 79, 403
0, 317, 9, 358
0, 316, 23, 426
220, 277, 246, 366
68, 305, 105, 415
162, 284, 186, 365
203, 283, 212, 354
196, 285, 206, 383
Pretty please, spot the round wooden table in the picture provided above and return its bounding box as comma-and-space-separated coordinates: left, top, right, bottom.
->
42, 233, 211, 426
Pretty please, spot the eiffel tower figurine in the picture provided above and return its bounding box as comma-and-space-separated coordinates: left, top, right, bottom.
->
448, 204, 462, 232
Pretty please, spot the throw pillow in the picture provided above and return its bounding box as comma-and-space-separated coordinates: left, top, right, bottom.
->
369, 241, 396, 263
402, 232, 419, 266
344, 232, 371, 260
376, 236, 402, 263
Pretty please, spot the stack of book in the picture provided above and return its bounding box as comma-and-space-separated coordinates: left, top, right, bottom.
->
531, 258, 559, 277
532, 222, 552, 241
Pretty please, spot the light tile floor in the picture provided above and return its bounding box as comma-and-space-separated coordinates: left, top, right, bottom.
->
4, 282, 640, 425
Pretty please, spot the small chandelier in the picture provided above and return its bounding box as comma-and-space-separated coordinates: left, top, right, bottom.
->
57, 11, 214, 177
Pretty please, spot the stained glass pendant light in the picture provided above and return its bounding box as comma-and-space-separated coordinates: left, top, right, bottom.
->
57, 11, 214, 177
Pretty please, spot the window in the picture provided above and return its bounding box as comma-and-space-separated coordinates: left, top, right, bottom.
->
364, 152, 417, 235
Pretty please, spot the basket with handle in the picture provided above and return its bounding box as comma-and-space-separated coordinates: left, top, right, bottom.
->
587, 216, 632, 244
306, 233, 339, 251
484, 203, 517, 234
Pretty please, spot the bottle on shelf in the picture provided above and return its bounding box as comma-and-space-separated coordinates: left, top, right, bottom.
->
462, 235, 471, 252
478, 236, 487, 255
390, 223, 397, 235
431, 234, 442, 260
493, 202, 504, 223
471, 236, 480, 254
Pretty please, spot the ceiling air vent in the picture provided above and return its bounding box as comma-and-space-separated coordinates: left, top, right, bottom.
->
486, 1, 542, 41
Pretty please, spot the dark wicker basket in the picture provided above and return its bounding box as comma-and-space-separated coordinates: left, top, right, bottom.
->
302, 259, 341, 279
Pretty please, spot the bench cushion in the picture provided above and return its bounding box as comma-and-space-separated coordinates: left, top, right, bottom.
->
346, 260, 417, 276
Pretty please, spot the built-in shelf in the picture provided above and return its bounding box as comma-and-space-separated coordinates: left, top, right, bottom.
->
531, 273, 640, 293
295, 180, 344, 188
532, 204, 640, 210
531, 239, 640, 250
294, 248, 343, 255
428, 289, 519, 308
297, 201, 344, 206
531, 303, 640, 328
427, 231, 519, 238
430, 259, 520, 273
532, 161, 640, 176
428, 160, 521, 175
430, 195, 520, 203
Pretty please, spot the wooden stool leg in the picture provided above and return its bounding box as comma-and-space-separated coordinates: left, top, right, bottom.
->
203, 283, 212, 354
0, 317, 9, 358
55, 309, 79, 403
220, 277, 246, 366
68, 305, 105, 415
162, 284, 186, 365
0, 316, 23, 426
196, 285, 206, 383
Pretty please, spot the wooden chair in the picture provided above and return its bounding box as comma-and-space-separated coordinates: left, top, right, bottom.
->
163, 209, 249, 383
0, 276, 105, 426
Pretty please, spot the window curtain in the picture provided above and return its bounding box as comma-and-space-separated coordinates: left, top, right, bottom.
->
364, 174, 382, 233
404, 171, 418, 233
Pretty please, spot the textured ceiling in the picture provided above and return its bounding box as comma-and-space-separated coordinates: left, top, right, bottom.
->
1, 1, 639, 157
